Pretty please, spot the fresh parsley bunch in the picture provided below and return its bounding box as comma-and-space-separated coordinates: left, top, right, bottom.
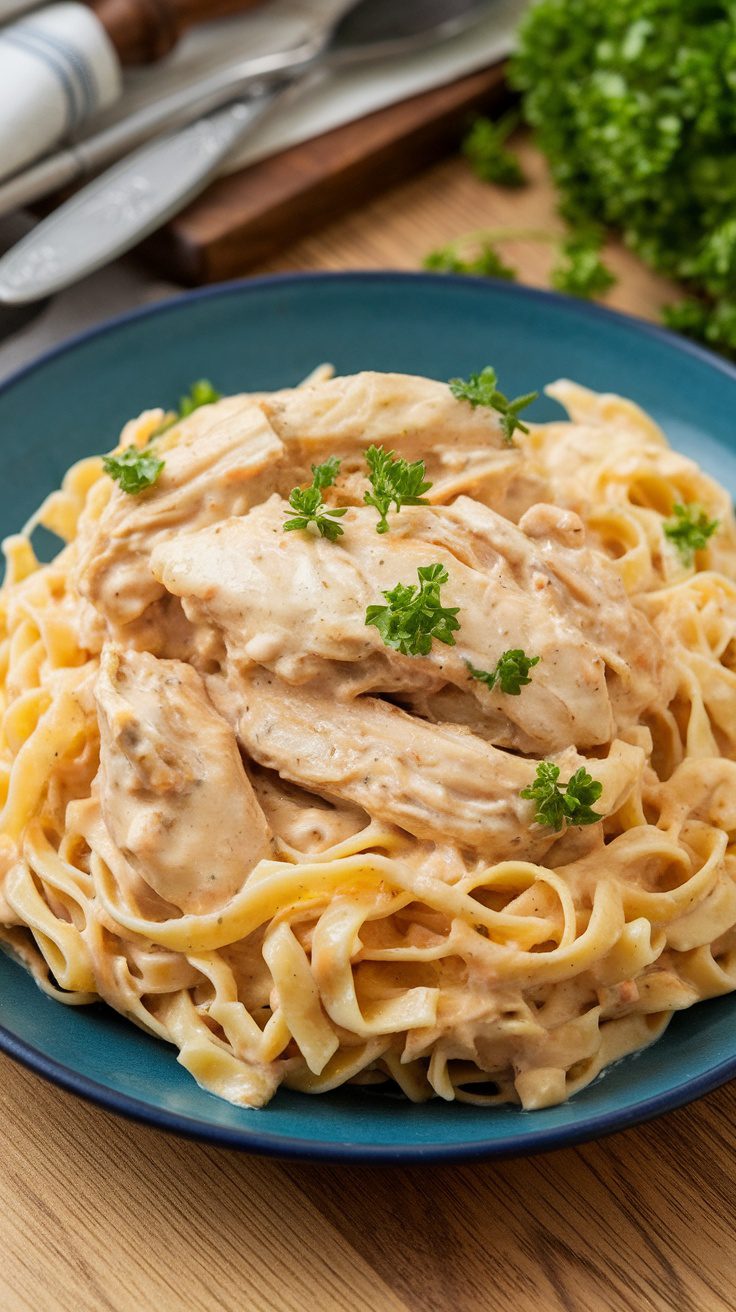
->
512, 0, 736, 356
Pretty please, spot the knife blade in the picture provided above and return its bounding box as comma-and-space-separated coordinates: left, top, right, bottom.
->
0, 41, 317, 218
0, 0, 489, 305
0, 81, 291, 305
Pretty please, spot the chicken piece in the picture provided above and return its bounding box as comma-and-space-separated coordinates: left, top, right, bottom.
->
208, 669, 644, 863
76, 399, 285, 636
262, 370, 516, 464
95, 645, 271, 914
262, 370, 522, 506
77, 372, 528, 640
152, 495, 668, 754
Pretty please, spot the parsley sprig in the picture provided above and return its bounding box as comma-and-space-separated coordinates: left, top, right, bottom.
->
462, 112, 526, 188
520, 763, 603, 830
467, 650, 540, 696
423, 226, 617, 302
424, 242, 517, 281
551, 231, 616, 300
178, 379, 221, 418
310, 455, 341, 490
283, 458, 346, 541
104, 378, 223, 495
365, 563, 460, 656
663, 502, 719, 566
102, 447, 164, 495
363, 445, 432, 534
449, 366, 538, 444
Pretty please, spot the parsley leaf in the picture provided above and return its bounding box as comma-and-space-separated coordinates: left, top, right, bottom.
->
283, 483, 347, 542
520, 762, 603, 830
365, 563, 460, 656
102, 447, 164, 495
467, 650, 540, 696
663, 297, 736, 356
311, 456, 341, 490
364, 445, 432, 534
462, 112, 526, 188
551, 232, 616, 299
663, 502, 719, 566
178, 379, 221, 418
449, 366, 538, 444
424, 242, 517, 281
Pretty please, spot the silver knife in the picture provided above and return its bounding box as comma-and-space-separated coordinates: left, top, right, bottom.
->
0, 32, 335, 218
0, 80, 293, 305
0, 0, 488, 305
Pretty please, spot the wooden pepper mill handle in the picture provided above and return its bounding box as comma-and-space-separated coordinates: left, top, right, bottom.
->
89, 0, 264, 65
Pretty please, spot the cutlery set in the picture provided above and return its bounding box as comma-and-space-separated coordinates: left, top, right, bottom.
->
0, 0, 489, 305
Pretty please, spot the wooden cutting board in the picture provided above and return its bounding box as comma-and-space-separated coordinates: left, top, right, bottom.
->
140, 62, 509, 285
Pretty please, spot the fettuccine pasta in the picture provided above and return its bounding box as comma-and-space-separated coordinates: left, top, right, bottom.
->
1, 367, 735, 1112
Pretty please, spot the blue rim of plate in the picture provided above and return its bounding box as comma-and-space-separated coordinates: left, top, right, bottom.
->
1, 269, 735, 1164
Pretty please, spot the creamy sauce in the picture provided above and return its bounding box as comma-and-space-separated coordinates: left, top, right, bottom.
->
95, 646, 270, 913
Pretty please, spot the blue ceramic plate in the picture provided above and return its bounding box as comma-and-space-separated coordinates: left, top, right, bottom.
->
1, 272, 735, 1163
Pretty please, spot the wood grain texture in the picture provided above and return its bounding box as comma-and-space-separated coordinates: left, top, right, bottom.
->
1, 139, 731, 1312
141, 65, 510, 283
249, 134, 681, 323
90, 0, 264, 66
3, 1050, 736, 1312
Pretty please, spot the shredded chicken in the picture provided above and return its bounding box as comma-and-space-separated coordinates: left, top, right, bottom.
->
95, 645, 270, 913
207, 667, 644, 863
77, 372, 523, 640
152, 495, 668, 754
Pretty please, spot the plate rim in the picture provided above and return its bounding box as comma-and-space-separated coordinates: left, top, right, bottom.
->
2, 269, 736, 403
2, 1006, 736, 1163
2, 268, 736, 1163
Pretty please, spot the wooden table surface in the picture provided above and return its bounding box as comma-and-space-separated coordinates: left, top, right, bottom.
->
4, 137, 735, 1312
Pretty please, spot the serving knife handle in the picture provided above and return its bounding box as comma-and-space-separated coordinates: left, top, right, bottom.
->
90, 0, 264, 65
0, 82, 287, 306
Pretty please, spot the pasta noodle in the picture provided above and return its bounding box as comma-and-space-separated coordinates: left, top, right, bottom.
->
1, 368, 736, 1112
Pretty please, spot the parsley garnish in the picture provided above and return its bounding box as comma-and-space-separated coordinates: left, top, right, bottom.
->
151, 377, 222, 441
467, 650, 540, 696
364, 445, 432, 534
365, 563, 460, 656
102, 447, 164, 495
283, 459, 347, 541
422, 225, 617, 304
424, 242, 517, 281
663, 502, 719, 566
449, 366, 538, 444
310, 455, 341, 490
178, 379, 221, 418
551, 232, 616, 299
520, 762, 603, 830
462, 112, 526, 188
